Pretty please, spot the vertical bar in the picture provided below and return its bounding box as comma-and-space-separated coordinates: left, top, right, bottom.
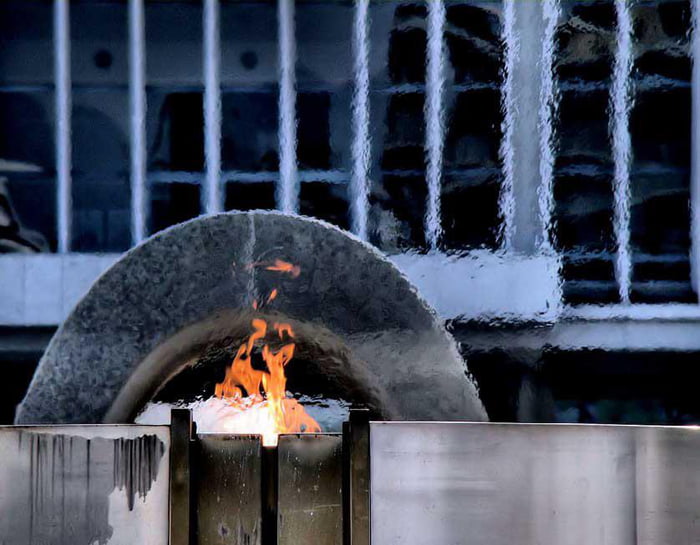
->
499, 0, 517, 252
170, 409, 194, 545
203, 0, 222, 214
343, 410, 370, 545
54, 0, 72, 253
424, 0, 446, 250
342, 422, 352, 545
261, 446, 279, 545
537, 0, 561, 252
502, 1, 557, 254
277, 0, 298, 213
129, 0, 147, 244
691, 0, 700, 300
350, 0, 371, 241
610, 0, 633, 303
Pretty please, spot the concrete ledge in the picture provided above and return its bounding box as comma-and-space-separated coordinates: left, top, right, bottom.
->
0, 254, 119, 326
1, 251, 562, 326
391, 250, 562, 322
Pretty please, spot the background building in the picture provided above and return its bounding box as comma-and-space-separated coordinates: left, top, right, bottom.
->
2, 0, 699, 425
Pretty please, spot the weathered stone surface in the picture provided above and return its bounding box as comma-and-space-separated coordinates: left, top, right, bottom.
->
16, 212, 487, 424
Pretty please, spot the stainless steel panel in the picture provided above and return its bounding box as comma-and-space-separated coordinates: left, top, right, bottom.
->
0, 425, 170, 545
635, 426, 700, 544
196, 434, 262, 545
277, 434, 343, 545
370, 422, 700, 545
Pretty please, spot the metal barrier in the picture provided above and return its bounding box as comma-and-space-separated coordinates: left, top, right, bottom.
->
168, 408, 370, 545
371, 421, 700, 545
4, 413, 700, 544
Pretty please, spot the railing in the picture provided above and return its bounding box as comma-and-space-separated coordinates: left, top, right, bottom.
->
2, 0, 699, 326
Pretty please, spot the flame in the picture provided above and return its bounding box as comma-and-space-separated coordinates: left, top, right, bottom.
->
263, 259, 301, 278
245, 259, 300, 278
267, 288, 278, 304
214, 262, 320, 446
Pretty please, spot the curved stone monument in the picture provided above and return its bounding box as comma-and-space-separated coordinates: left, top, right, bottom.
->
16, 212, 487, 424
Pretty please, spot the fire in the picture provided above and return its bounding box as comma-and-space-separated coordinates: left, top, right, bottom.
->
247, 259, 301, 278
214, 261, 320, 446
265, 259, 301, 278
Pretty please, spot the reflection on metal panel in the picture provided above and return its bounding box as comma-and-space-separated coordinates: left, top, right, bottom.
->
278, 434, 343, 545
196, 434, 262, 545
370, 422, 700, 545
0, 425, 170, 545
635, 426, 700, 544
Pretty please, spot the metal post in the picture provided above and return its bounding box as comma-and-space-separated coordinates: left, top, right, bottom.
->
277, 0, 298, 213
537, 0, 561, 252
343, 409, 370, 545
203, 0, 222, 214
350, 0, 371, 241
129, 0, 147, 244
54, 0, 72, 253
424, 0, 446, 250
170, 409, 194, 545
610, 0, 634, 303
499, 0, 516, 252
691, 0, 700, 300
500, 0, 559, 255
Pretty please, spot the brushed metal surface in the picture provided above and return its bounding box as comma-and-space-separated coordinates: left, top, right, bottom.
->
0, 425, 170, 545
277, 434, 343, 545
196, 434, 262, 545
370, 422, 700, 545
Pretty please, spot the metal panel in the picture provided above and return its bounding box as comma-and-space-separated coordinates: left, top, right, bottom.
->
277, 434, 343, 545
370, 422, 700, 545
0, 425, 170, 545
634, 426, 700, 544
196, 434, 262, 545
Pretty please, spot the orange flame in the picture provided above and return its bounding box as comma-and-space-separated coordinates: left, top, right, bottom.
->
274, 322, 294, 339
264, 259, 301, 278
214, 262, 320, 446
267, 288, 278, 304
